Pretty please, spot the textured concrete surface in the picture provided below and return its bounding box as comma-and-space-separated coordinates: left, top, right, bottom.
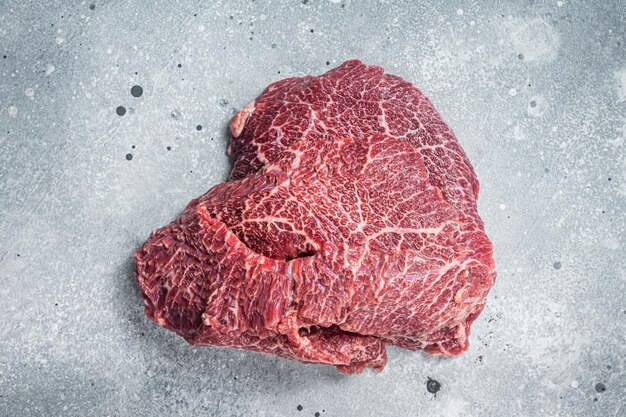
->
1, 1, 624, 416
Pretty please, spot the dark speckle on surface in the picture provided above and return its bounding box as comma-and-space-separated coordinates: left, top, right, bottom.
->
297, 404, 303, 411
130, 85, 143, 97
131, 145, 135, 149
518, 53, 524, 60
166, 146, 171, 151
177, 63, 182, 68
314, 413, 320, 417
219, 98, 228, 107
89, 3, 95, 10
271, 43, 277, 48
595, 383, 606, 393
196, 124, 202, 131
530, 100, 537, 108
116, 106, 126, 116
426, 377, 441, 395
310, 29, 315, 33
553, 261, 562, 270
125, 153, 133, 161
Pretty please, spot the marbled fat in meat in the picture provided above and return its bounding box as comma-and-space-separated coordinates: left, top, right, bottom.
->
134, 60, 496, 374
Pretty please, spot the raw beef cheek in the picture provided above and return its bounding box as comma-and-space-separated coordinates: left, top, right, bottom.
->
134, 60, 496, 374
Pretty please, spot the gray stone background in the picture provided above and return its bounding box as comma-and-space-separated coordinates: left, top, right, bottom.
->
1, 0, 624, 416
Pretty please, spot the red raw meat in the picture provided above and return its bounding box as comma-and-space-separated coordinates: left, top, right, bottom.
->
134, 60, 496, 374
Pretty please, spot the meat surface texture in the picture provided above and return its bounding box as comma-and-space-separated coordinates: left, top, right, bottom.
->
134, 60, 496, 374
